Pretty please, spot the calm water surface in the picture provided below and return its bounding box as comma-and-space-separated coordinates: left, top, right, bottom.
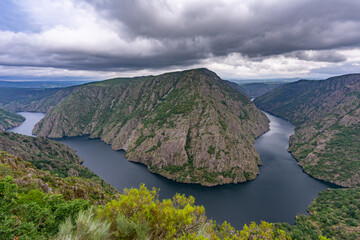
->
8, 112, 46, 136
10, 112, 335, 228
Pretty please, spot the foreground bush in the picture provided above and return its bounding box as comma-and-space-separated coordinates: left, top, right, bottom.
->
0, 176, 90, 239
1, 151, 350, 239
97, 184, 206, 239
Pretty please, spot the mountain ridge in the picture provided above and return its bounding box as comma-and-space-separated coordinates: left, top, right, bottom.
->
33, 68, 269, 186
255, 73, 360, 187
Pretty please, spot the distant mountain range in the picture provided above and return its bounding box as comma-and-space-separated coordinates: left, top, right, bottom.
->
225, 81, 283, 98
228, 77, 301, 84
0, 80, 91, 88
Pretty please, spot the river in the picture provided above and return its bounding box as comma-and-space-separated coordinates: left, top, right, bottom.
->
8, 112, 335, 229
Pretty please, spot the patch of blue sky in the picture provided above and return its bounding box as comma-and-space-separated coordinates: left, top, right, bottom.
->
0, 0, 39, 32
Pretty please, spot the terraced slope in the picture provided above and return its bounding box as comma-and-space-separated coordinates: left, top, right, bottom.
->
34, 68, 269, 186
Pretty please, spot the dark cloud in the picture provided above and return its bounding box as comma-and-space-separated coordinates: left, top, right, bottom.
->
1, 0, 360, 74
286, 50, 347, 62
83, 0, 360, 58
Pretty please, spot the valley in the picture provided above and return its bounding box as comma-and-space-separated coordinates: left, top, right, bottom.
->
255, 74, 360, 187
1, 1, 360, 238
31, 69, 269, 186
9, 110, 335, 229
1, 70, 359, 239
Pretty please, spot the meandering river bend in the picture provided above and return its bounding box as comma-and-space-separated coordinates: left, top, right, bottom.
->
8, 111, 335, 228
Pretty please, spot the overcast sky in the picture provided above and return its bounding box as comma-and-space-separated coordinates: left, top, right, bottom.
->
1, 0, 360, 81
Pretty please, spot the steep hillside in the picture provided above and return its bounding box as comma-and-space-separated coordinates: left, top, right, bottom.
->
34, 68, 269, 186
0, 107, 25, 130
0, 151, 117, 204
0, 131, 117, 200
255, 74, 360, 187
0, 87, 75, 113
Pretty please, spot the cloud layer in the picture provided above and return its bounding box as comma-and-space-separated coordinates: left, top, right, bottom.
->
0, 0, 360, 79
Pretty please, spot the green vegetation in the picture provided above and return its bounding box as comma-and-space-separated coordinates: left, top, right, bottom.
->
2, 150, 358, 239
0, 87, 72, 113
278, 188, 360, 240
299, 124, 360, 186
0, 131, 115, 194
208, 145, 216, 155
0, 107, 25, 130
0, 155, 291, 239
255, 74, 360, 187
0, 87, 59, 107
142, 89, 200, 128
0, 176, 90, 239
0, 151, 117, 203
32, 68, 269, 186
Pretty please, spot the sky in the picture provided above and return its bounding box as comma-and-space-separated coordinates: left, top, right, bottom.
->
0, 0, 360, 81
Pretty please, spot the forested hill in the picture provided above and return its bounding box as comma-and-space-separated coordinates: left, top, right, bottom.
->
0, 107, 25, 130
0, 87, 75, 113
254, 74, 360, 187
33, 68, 269, 186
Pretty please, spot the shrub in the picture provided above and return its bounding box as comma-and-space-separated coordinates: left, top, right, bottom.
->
97, 184, 206, 239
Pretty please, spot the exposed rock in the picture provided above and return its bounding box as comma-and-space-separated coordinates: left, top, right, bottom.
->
33, 68, 269, 186
255, 73, 360, 187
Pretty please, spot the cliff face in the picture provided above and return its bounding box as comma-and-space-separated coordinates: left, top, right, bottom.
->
0, 107, 25, 130
255, 74, 360, 187
34, 68, 269, 186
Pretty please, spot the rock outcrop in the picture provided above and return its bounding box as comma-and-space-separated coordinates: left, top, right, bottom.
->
34, 68, 269, 186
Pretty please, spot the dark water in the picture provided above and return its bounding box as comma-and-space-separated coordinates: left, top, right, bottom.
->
10, 112, 335, 229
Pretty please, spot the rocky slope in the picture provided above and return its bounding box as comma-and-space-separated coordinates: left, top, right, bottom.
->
0, 151, 117, 204
34, 68, 269, 186
0, 131, 117, 198
0, 107, 25, 130
255, 74, 360, 187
